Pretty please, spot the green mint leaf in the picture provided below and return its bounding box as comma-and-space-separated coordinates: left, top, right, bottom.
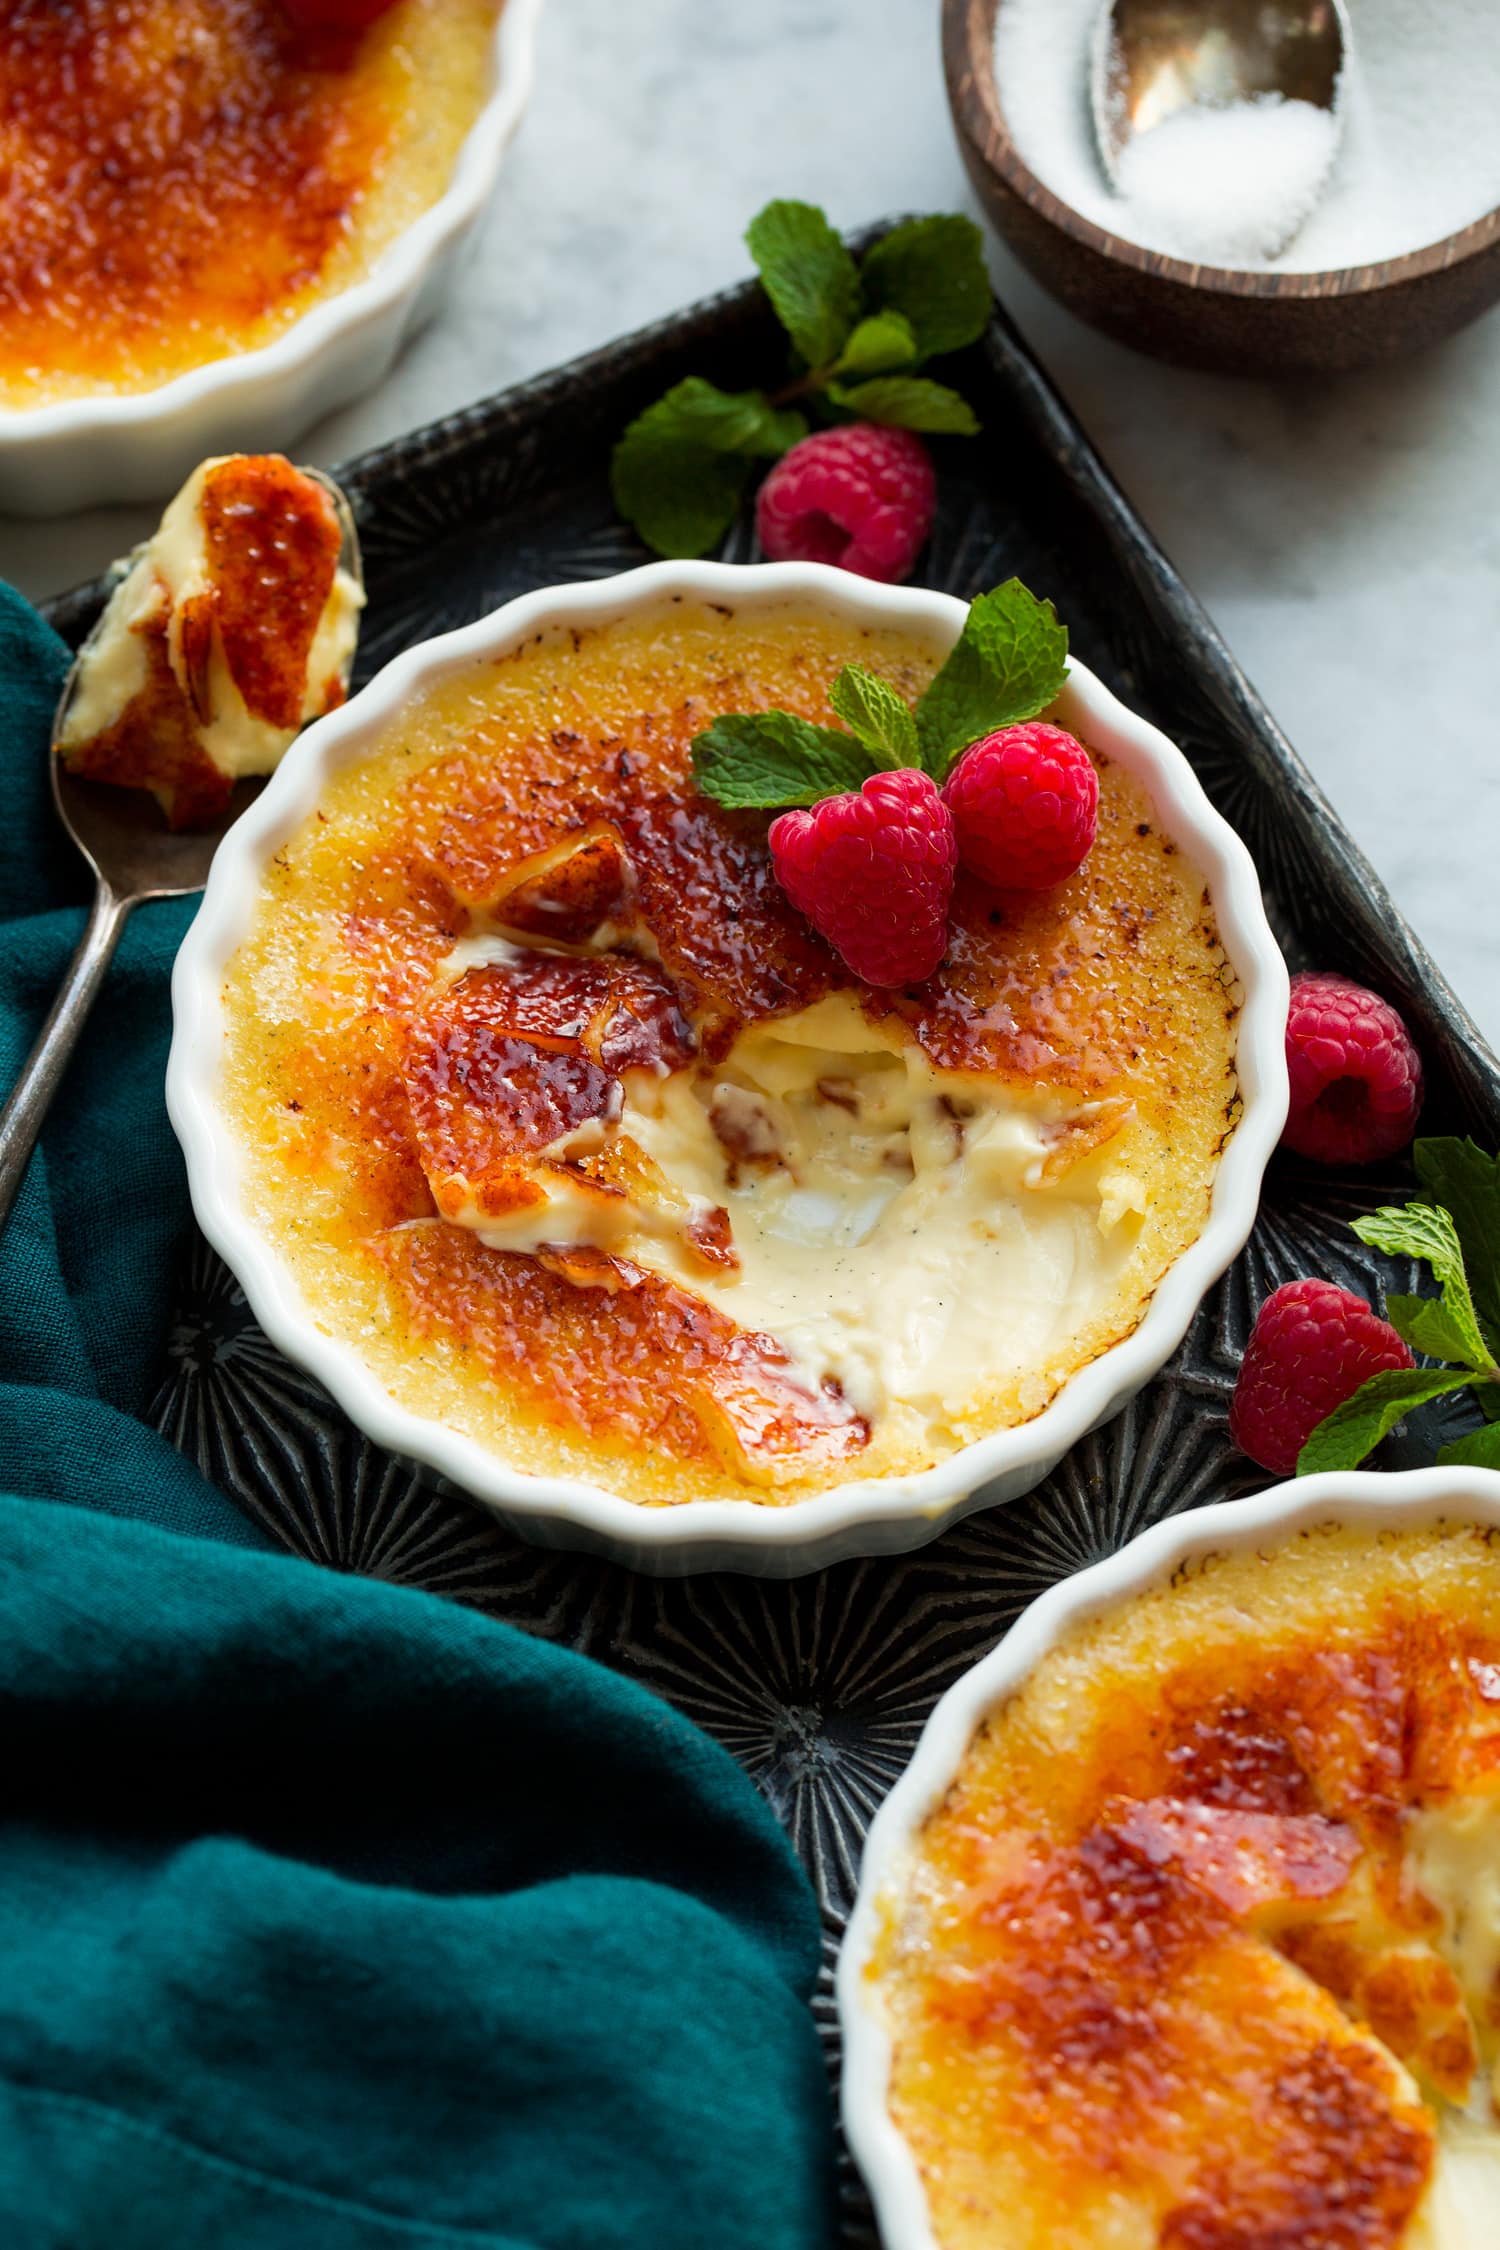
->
859, 215, 991, 358
610, 379, 808, 558
830, 376, 980, 435
745, 200, 860, 370
833, 311, 920, 379
691, 711, 875, 811
611, 442, 748, 560
1384, 1293, 1480, 1369
1296, 1368, 1478, 1477
827, 665, 919, 766
628, 376, 809, 457
1352, 1203, 1494, 1372
1437, 1416, 1500, 1471
1413, 1138, 1500, 1355
915, 578, 1070, 778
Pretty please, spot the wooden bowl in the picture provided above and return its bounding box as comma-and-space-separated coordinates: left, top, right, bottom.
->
944, 0, 1500, 375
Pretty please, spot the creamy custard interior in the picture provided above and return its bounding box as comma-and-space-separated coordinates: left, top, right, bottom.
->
872, 1522, 1500, 2250
219, 601, 1240, 1506
439, 974, 1146, 1439
0, 0, 501, 407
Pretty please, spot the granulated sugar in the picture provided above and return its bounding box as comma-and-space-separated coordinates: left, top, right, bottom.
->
1114, 94, 1340, 265
993, 0, 1500, 272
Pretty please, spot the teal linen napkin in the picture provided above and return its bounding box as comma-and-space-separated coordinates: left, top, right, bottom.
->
0, 584, 835, 2248
0, 589, 258, 1544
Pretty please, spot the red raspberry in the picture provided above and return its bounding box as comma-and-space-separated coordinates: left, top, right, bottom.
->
942, 722, 1098, 891
1230, 1278, 1414, 1476
756, 424, 935, 583
769, 769, 956, 987
1283, 971, 1423, 1165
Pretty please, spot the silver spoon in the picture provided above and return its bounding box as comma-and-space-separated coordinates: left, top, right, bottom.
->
0, 473, 361, 1232
1092, 0, 1350, 247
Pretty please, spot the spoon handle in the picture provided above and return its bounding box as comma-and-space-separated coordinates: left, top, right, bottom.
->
0, 882, 132, 1233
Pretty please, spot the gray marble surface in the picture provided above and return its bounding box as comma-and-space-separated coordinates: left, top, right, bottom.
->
3, 0, 1494, 1055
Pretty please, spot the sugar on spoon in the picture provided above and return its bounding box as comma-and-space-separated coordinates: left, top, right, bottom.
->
1091, 0, 1351, 261
0, 464, 362, 1233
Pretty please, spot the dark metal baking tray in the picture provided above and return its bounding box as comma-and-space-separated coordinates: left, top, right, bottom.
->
43, 234, 1500, 2244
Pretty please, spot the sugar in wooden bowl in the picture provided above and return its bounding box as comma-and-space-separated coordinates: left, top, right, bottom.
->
943, 0, 1500, 374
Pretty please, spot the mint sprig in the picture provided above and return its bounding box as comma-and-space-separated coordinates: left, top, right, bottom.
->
859, 215, 995, 358
833, 312, 921, 379
826, 376, 980, 435
1298, 1368, 1482, 1478
612, 202, 991, 559
1353, 1202, 1493, 1374
827, 665, 920, 767
1414, 1138, 1500, 1348
915, 582, 1069, 777
744, 201, 861, 371
689, 578, 1069, 813
610, 378, 809, 560
690, 711, 876, 811
1431, 1422, 1500, 1470
1296, 1138, 1500, 1475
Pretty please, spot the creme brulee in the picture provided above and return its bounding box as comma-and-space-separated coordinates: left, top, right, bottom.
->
219, 601, 1240, 1506
0, 0, 501, 408
870, 1521, 1500, 2250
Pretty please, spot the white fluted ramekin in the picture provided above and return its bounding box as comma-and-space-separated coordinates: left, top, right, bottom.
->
0, 0, 542, 518
839, 1466, 1500, 2249
167, 559, 1288, 1575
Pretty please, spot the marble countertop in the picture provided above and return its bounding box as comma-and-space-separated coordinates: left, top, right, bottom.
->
3, 0, 1494, 1056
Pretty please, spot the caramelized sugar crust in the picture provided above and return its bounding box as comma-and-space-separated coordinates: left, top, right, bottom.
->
876, 1523, 1500, 2250
200, 457, 349, 729
0, 0, 498, 405
220, 603, 1239, 1506
402, 954, 686, 1216
371, 1223, 869, 1485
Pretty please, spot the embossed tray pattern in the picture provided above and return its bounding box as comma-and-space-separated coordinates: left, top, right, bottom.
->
45, 245, 1500, 2245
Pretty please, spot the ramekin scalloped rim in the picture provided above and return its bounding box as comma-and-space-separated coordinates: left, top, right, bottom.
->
167, 558, 1289, 1576
0, 0, 543, 518
838, 1465, 1500, 2250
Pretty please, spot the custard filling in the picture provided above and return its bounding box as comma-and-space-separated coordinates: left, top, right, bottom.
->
434, 952, 1147, 1438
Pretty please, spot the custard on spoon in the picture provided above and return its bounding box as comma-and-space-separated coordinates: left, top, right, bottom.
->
57, 454, 363, 829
